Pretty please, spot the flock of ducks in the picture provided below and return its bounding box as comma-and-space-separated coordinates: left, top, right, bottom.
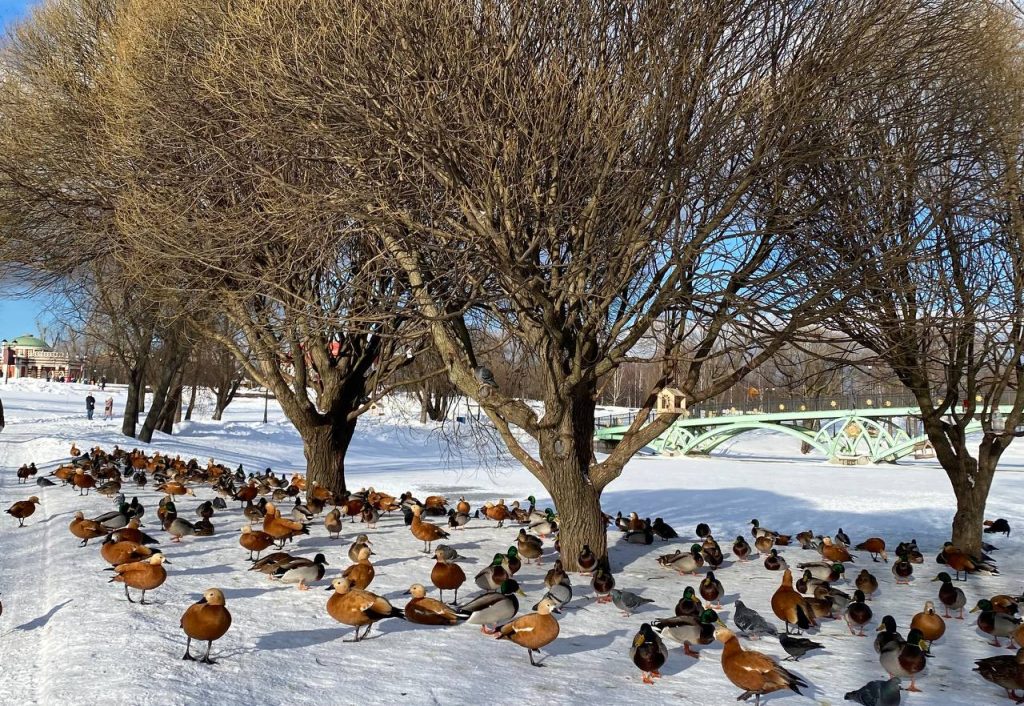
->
5, 445, 1024, 703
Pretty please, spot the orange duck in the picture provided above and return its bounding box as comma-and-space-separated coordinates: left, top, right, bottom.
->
820, 537, 855, 563
716, 627, 807, 705
342, 546, 376, 590
109, 553, 168, 603
410, 505, 449, 554
431, 548, 467, 602
101, 536, 154, 566
69, 511, 106, 546
240, 525, 275, 561
771, 569, 816, 634
262, 502, 309, 547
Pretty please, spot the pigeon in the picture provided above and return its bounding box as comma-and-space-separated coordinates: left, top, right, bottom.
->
611, 589, 654, 616
779, 634, 824, 661
35, 476, 55, 487
474, 366, 497, 387
844, 676, 902, 705
733, 599, 778, 638
435, 545, 467, 563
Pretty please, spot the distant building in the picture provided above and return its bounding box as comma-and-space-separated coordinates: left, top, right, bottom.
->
1, 334, 82, 381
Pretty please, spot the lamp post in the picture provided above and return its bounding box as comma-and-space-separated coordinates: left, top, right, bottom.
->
262, 384, 269, 424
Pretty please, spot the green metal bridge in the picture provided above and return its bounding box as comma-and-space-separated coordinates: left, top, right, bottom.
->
593, 405, 1018, 463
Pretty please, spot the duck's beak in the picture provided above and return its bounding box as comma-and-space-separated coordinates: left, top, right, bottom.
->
875, 624, 885, 632
970, 606, 980, 613
717, 620, 727, 628
197, 597, 208, 604
403, 589, 412, 595
930, 576, 940, 582
324, 585, 333, 591
163, 558, 172, 564
517, 589, 527, 597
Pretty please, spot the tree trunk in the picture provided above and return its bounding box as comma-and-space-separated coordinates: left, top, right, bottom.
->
948, 453, 997, 556
139, 360, 183, 443
211, 379, 241, 421
158, 384, 183, 434
184, 384, 198, 421
121, 365, 146, 438
300, 413, 357, 500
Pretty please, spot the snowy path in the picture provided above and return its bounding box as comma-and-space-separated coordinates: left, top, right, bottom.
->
1, 380, 1024, 705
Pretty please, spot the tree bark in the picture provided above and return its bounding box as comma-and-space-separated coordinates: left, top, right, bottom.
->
300, 414, 357, 501
139, 354, 186, 443
948, 451, 998, 556
121, 365, 146, 438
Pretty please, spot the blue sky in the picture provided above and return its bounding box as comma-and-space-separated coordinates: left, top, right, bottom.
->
0, 0, 48, 338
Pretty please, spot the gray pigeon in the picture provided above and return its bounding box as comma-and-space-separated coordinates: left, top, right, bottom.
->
733, 599, 778, 638
474, 366, 497, 387
435, 544, 467, 563
534, 580, 573, 612
610, 589, 654, 616
844, 677, 901, 706
36, 476, 55, 487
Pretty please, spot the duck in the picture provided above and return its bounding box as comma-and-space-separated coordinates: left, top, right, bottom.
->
974, 648, 1024, 703
6, 496, 40, 527
910, 600, 945, 646
528, 508, 558, 538
700, 571, 725, 609
855, 537, 889, 563
796, 561, 844, 583
516, 529, 544, 564
845, 590, 873, 636
896, 539, 925, 564
891, 551, 913, 584
941, 543, 998, 580
874, 615, 904, 654
456, 497, 471, 515
754, 535, 776, 554
577, 544, 597, 574
820, 536, 855, 563
652, 608, 722, 658
475, 554, 510, 591
855, 569, 879, 599
69, 511, 107, 546
112, 519, 159, 546
502, 547, 522, 576
675, 586, 702, 618
166, 516, 196, 542
180, 588, 232, 664
836, 528, 852, 545
325, 577, 403, 641
625, 520, 655, 545
157, 481, 194, 498
933, 572, 967, 619
652, 518, 678, 541
771, 569, 816, 634
249, 552, 295, 575
971, 599, 1022, 647
716, 627, 808, 706
262, 502, 309, 547
274, 553, 329, 590
100, 535, 153, 566
403, 584, 462, 625
537, 573, 572, 612
109, 553, 168, 604
880, 627, 927, 692
480, 500, 512, 527
71, 469, 97, 496
494, 595, 561, 667
592, 558, 615, 603
410, 505, 449, 554
341, 546, 375, 590
659, 545, 704, 575
631, 623, 668, 684
816, 584, 851, 613
431, 548, 467, 603
239, 525, 274, 561
348, 534, 372, 563
984, 518, 1012, 537
702, 536, 725, 568
733, 536, 752, 561
764, 549, 787, 571
455, 579, 524, 633
448, 507, 471, 530
324, 507, 343, 540
796, 570, 829, 595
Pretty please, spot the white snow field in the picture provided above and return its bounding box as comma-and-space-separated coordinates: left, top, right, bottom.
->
1, 379, 1023, 706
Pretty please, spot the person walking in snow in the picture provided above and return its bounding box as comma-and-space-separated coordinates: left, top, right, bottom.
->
0, 396, 5, 433
103, 396, 114, 420
85, 393, 96, 420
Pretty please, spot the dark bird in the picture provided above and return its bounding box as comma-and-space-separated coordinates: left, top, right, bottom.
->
733, 600, 778, 639
631, 623, 668, 685
652, 518, 678, 541
844, 677, 902, 706
778, 634, 824, 661
984, 518, 1011, 537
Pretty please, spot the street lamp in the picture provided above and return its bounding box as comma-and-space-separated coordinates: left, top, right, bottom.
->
262, 385, 269, 424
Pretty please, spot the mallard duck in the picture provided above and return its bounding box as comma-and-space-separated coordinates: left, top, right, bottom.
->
625, 521, 654, 545
502, 547, 522, 576
631, 623, 668, 684
932, 572, 967, 619
528, 509, 558, 538
836, 528, 852, 546
324, 507, 343, 540
325, 577, 403, 641
403, 584, 462, 625
796, 569, 829, 595
855, 537, 889, 563
764, 549, 787, 571
660, 544, 704, 575
815, 584, 850, 613
431, 549, 467, 603
880, 627, 927, 692
166, 516, 195, 542
892, 551, 913, 584
494, 595, 560, 667
910, 600, 945, 646
274, 553, 329, 590
874, 615, 904, 654
733, 535, 752, 561
109, 553, 168, 604
652, 608, 721, 658
455, 579, 524, 633
475, 554, 510, 591
592, 558, 616, 603
771, 569, 816, 634
972, 599, 1022, 647
716, 627, 808, 706
896, 539, 925, 564
447, 508, 471, 530
750, 519, 775, 539
696, 522, 712, 539
754, 535, 776, 554
700, 571, 724, 609
652, 518, 678, 541
577, 544, 597, 574
796, 561, 844, 582
845, 590, 873, 636
702, 537, 724, 568
348, 534, 372, 563
855, 569, 879, 599
974, 648, 1024, 703
180, 588, 232, 664
537, 575, 572, 612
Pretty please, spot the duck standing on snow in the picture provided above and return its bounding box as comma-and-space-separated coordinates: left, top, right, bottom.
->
475, 554, 510, 591
592, 558, 615, 603
348, 534, 372, 563
652, 518, 678, 541
764, 549, 787, 571
180, 588, 232, 664
974, 648, 1024, 703
342, 546, 375, 590
274, 553, 329, 590
456, 579, 524, 633
69, 511, 106, 546
410, 505, 449, 554
910, 601, 945, 647
771, 569, 816, 634
856, 569, 879, 599
652, 607, 722, 658
577, 545, 597, 574
716, 626, 808, 706
239, 525, 274, 561
325, 577, 404, 642
6, 496, 40, 527
845, 590, 873, 636
855, 537, 889, 563
324, 507, 343, 540
631, 623, 668, 684
880, 628, 927, 692
733, 536, 752, 561
494, 595, 560, 667
431, 548, 467, 603
971, 599, 1022, 647
932, 572, 966, 619
109, 553, 168, 604
700, 571, 725, 609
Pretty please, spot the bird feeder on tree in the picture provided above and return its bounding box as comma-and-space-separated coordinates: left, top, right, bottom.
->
657, 388, 688, 415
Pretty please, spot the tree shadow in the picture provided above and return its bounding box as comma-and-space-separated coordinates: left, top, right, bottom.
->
14, 599, 73, 631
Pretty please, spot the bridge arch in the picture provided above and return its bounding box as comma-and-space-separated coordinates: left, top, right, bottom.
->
668, 420, 831, 457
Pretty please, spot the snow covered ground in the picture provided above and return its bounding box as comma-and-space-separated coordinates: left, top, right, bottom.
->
1, 379, 1023, 705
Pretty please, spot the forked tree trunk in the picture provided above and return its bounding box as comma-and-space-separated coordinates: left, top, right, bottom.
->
948, 454, 998, 556
184, 384, 198, 421
300, 414, 357, 500
121, 365, 146, 438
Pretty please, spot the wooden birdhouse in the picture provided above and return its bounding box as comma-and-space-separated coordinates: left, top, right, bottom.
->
656, 388, 687, 414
